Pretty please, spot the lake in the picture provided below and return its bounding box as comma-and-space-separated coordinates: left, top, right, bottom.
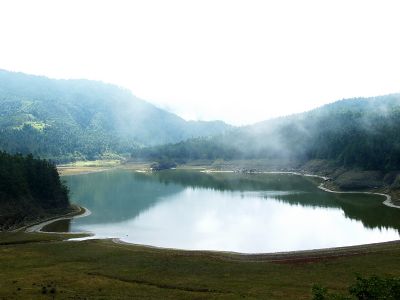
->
45, 169, 400, 253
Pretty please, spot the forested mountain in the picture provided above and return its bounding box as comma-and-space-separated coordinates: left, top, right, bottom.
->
2, 69, 399, 171
0, 152, 70, 229
135, 94, 400, 171
0, 70, 231, 162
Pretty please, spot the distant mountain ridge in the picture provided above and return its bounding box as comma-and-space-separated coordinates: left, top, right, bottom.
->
137, 94, 400, 171
0, 69, 231, 161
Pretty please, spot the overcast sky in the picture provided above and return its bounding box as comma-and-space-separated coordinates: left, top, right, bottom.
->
0, 0, 399, 125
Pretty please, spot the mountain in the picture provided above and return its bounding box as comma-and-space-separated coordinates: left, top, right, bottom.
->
136, 94, 400, 171
0, 70, 231, 162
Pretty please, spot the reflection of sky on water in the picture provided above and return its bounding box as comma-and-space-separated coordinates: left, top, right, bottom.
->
71, 187, 399, 253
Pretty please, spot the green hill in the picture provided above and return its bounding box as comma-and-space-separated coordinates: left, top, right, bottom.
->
0, 70, 231, 162
136, 94, 400, 171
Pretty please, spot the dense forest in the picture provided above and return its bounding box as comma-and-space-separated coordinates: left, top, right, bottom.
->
0, 70, 230, 162
0, 152, 70, 229
134, 94, 400, 171
2, 69, 400, 172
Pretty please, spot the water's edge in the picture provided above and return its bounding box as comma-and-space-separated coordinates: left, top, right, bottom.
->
203, 169, 399, 209
30, 170, 400, 254
25, 206, 92, 235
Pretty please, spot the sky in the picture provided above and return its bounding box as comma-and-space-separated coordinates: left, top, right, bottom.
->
0, 0, 399, 125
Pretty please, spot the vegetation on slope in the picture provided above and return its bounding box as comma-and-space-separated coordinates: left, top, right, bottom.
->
312, 275, 400, 300
0, 152, 70, 229
0, 69, 230, 162
135, 94, 400, 171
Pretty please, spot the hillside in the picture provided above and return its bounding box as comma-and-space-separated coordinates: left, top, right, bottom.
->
0, 70, 231, 162
135, 94, 400, 172
0, 152, 71, 230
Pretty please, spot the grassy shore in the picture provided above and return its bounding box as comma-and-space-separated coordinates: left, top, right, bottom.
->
5, 159, 393, 298
1, 233, 400, 299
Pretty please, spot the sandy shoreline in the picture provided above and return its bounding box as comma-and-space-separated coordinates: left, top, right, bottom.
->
39, 166, 400, 255
201, 169, 399, 209
317, 184, 399, 209
24, 205, 91, 234
57, 166, 112, 176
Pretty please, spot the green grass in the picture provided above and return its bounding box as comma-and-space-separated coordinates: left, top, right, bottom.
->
1, 233, 400, 299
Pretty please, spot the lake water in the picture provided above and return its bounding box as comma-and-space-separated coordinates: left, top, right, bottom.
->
45, 169, 400, 253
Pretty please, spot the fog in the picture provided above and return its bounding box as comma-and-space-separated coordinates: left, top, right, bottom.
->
1, 0, 400, 125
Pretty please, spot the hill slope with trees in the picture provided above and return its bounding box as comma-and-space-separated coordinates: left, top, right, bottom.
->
135, 94, 400, 171
0, 152, 71, 230
0, 70, 231, 162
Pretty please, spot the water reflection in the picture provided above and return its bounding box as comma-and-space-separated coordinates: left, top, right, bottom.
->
42, 218, 71, 233
57, 170, 400, 253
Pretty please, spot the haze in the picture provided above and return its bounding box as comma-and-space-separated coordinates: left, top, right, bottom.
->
0, 0, 399, 125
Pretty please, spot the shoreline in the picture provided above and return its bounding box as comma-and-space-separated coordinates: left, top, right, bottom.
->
25, 167, 400, 256
8, 204, 84, 233
57, 161, 153, 176
106, 169, 400, 255
110, 237, 400, 261
317, 183, 399, 209
23, 205, 90, 234
201, 169, 400, 209
57, 166, 114, 176
110, 170, 400, 255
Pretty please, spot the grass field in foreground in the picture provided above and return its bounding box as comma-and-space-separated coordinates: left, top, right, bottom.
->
1, 233, 400, 299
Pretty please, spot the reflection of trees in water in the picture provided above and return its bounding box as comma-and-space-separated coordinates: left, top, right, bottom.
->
152, 170, 319, 192
273, 192, 400, 232
65, 170, 184, 224
42, 218, 71, 233
65, 170, 400, 233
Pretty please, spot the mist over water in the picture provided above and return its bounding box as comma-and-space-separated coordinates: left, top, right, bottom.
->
49, 170, 400, 253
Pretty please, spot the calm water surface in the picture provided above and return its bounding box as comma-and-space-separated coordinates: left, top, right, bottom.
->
47, 169, 400, 253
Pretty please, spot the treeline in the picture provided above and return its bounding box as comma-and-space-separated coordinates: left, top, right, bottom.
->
0, 152, 70, 229
0, 69, 230, 162
0, 124, 132, 163
306, 106, 400, 170
134, 137, 240, 163
134, 94, 400, 171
